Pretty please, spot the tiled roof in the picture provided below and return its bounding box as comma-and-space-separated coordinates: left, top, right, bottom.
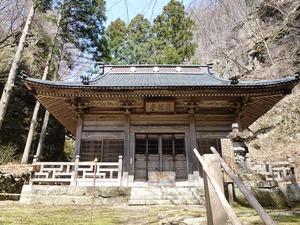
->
21, 65, 300, 136
89, 72, 229, 87
22, 65, 300, 89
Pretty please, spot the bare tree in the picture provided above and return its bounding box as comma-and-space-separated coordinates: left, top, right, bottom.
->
188, 0, 271, 78
22, 5, 64, 164
0, 0, 29, 48
0, 3, 37, 130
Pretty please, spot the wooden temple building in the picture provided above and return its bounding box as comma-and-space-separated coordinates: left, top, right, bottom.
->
21, 64, 300, 187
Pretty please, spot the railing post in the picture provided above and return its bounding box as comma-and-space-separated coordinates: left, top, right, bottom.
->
245, 153, 251, 173
29, 155, 38, 185
71, 155, 80, 186
265, 161, 273, 181
287, 155, 296, 184
118, 155, 123, 186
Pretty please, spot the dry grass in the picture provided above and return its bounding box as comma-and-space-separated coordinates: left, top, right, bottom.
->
0, 201, 202, 225
0, 201, 299, 225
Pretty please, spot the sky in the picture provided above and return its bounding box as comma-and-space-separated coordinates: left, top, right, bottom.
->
105, 0, 194, 25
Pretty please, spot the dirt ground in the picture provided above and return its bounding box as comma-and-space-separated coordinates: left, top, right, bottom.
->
0, 200, 299, 225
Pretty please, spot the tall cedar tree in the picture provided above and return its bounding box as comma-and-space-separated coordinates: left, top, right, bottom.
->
106, 0, 197, 64
22, 0, 110, 163
60, 0, 110, 62
105, 18, 127, 64
151, 0, 197, 64
125, 14, 152, 64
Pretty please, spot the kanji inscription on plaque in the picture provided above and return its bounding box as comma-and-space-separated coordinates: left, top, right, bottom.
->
145, 101, 175, 113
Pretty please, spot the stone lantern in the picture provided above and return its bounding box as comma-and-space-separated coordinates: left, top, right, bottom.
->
227, 123, 248, 161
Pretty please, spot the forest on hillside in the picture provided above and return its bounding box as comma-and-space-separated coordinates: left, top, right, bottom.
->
0, 0, 299, 176
189, 0, 300, 179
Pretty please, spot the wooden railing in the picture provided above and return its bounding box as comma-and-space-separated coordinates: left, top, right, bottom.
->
29, 155, 123, 186
245, 154, 296, 183
193, 148, 241, 225
193, 148, 276, 225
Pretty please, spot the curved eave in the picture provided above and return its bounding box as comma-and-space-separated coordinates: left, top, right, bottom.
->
239, 94, 286, 129
22, 76, 299, 92
21, 76, 299, 136
35, 95, 78, 136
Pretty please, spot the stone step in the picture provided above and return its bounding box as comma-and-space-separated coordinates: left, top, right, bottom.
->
130, 188, 202, 196
131, 187, 202, 193
128, 199, 202, 205
131, 187, 197, 192
130, 195, 201, 200
129, 186, 204, 205
130, 191, 202, 200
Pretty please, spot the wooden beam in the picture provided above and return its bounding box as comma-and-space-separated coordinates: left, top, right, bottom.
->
210, 147, 276, 225
193, 148, 241, 225
203, 154, 227, 225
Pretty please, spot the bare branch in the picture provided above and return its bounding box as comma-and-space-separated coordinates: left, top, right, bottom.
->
0, 0, 29, 49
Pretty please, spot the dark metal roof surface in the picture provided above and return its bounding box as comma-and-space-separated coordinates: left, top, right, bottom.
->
23, 71, 299, 89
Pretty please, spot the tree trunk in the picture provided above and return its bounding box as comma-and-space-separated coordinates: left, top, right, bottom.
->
21, 101, 40, 164
0, 4, 36, 130
21, 8, 63, 163
35, 110, 50, 157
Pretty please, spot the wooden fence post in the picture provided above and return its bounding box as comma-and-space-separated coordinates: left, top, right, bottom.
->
71, 155, 79, 186
210, 147, 276, 225
193, 149, 241, 225
118, 155, 123, 186
287, 155, 296, 184
29, 155, 38, 186
203, 154, 228, 225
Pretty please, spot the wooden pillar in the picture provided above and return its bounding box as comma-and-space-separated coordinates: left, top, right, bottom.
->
188, 115, 198, 180
128, 127, 135, 183
123, 116, 130, 185
159, 135, 163, 172
74, 115, 83, 158
203, 154, 227, 225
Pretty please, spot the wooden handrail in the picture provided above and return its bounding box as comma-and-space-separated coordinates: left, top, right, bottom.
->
30, 156, 123, 186
193, 148, 241, 225
210, 147, 276, 225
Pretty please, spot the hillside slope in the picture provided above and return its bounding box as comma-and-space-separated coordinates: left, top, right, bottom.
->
190, 0, 300, 180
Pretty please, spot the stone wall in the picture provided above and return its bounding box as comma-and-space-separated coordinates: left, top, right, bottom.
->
233, 177, 300, 208
0, 169, 30, 200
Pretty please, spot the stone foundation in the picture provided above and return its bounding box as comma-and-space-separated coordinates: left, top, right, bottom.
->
19, 185, 131, 205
